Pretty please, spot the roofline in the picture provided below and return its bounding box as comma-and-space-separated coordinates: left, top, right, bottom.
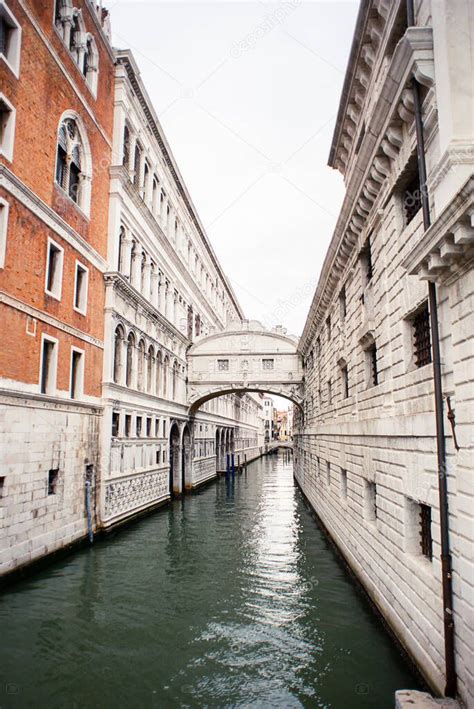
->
114, 49, 245, 320
328, 0, 371, 168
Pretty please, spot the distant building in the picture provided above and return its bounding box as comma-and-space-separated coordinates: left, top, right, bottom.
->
263, 395, 274, 442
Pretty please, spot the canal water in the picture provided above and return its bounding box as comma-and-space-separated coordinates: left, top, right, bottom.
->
1, 451, 423, 708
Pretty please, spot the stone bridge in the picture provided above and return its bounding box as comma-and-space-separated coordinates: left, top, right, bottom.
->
187, 321, 304, 414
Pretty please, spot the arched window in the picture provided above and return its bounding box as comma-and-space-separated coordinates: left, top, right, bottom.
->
147, 345, 154, 393
172, 361, 178, 400
69, 11, 80, 56
163, 355, 169, 398
126, 332, 135, 387
156, 350, 162, 397
123, 125, 130, 169
118, 226, 125, 272
137, 339, 145, 391
113, 325, 124, 383
143, 162, 149, 201
152, 177, 159, 214
55, 116, 90, 212
83, 35, 98, 95
133, 142, 142, 185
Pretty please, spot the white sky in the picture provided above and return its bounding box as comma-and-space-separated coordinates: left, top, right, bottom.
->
109, 0, 359, 341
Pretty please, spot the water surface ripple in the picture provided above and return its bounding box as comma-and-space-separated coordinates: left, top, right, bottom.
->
0, 451, 423, 708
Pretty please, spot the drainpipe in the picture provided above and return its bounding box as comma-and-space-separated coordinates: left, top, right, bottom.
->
406, 0, 456, 697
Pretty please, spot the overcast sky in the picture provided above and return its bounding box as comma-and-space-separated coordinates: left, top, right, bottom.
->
109, 0, 358, 341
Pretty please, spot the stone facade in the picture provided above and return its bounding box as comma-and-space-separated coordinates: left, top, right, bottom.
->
294, 1, 473, 705
100, 51, 265, 528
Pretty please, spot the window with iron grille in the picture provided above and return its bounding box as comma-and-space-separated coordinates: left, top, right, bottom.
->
412, 303, 431, 368
403, 172, 422, 226
217, 359, 229, 371
420, 503, 433, 560
366, 343, 378, 386
262, 358, 274, 370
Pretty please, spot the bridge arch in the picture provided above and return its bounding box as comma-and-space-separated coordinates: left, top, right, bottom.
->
187, 323, 303, 415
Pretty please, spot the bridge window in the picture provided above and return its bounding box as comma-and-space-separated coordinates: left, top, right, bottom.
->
262, 358, 274, 370
217, 359, 229, 371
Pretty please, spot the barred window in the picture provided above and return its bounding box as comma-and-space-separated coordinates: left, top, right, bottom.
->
412, 303, 431, 368
341, 364, 349, 398
339, 286, 347, 320
262, 358, 274, 370
420, 503, 432, 560
367, 343, 378, 386
217, 359, 229, 371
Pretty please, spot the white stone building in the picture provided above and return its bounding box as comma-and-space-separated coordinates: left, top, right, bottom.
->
101, 50, 265, 528
294, 0, 473, 704
263, 396, 275, 442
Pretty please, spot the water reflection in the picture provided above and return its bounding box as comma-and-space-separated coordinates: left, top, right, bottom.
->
0, 452, 423, 708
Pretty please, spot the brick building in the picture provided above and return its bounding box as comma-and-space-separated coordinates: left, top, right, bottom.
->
294, 0, 474, 703
0, 0, 115, 574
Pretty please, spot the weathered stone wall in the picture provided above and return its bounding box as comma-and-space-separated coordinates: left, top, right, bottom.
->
0, 395, 101, 575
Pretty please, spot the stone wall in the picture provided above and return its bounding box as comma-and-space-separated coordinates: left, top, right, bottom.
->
0, 394, 101, 576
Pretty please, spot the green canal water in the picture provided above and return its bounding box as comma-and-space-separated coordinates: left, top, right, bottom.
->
1, 451, 423, 708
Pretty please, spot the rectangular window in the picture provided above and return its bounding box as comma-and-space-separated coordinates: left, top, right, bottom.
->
162, 449, 166, 463
0, 3, 21, 77
163, 420, 167, 437
48, 468, 59, 495
125, 414, 131, 437
403, 172, 422, 226
217, 359, 229, 371
365, 481, 377, 522
340, 469, 347, 499
136, 416, 142, 437
0, 93, 15, 161
326, 461, 330, 486
146, 417, 152, 437
0, 476, 5, 498
412, 303, 431, 368
262, 358, 274, 370
112, 412, 119, 437
420, 503, 433, 560
40, 336, 57, 395
73, 261, 88, 314
155, 419, 159, 437
326, 316, 331, 340
327, 379, 332, 404
45, 238, 64, 300
70, 348, 84, 399
360, 237, 373, 284
0, 197, 8, 269
156, 450, 160, 465
341, 365, 349, 398
339, 286, 347, 320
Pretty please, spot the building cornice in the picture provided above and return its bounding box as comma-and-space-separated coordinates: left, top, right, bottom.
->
402, 176, 474, 282
114, 50, 245, 321
110, 167, 227, 329
300, 25, 436, 353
